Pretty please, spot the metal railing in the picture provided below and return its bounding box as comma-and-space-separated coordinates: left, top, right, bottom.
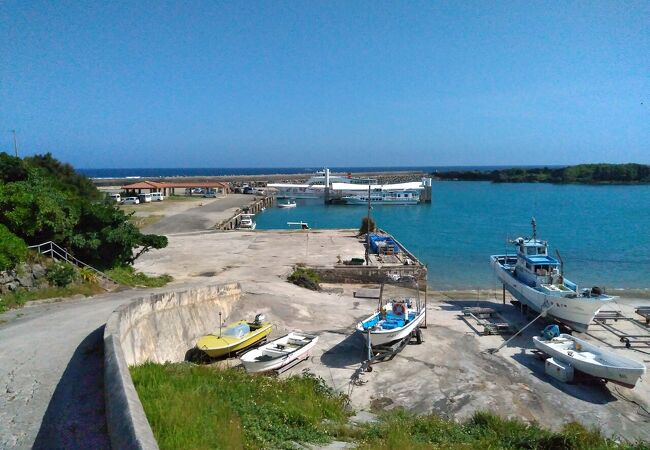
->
27, 241, 117, 284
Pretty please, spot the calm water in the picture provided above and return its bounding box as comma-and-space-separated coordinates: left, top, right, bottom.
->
256, 182, 650, 290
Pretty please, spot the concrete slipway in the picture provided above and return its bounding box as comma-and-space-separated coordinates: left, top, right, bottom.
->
1, 229, 649, 448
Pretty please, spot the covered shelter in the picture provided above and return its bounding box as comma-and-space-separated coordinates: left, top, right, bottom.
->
121, 180, 230, 196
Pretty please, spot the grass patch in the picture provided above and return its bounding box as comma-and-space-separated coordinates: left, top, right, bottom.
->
128, 214, 165, 229
106, 265, 172, 287
355, 409, 648, 450
0, 282, 105, 313
288, 266, 321, 291
130, 364, 350, 450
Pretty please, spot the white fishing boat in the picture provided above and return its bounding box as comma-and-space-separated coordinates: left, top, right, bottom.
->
238, 213, 256, 230
278, 200, 297, 208
491, 218, 614, 332
356, 299, 426, 346
533, 334, 646, 388
240, 332, 318, 373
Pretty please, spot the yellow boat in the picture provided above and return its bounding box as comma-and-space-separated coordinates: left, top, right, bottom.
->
196, 314, 272, 358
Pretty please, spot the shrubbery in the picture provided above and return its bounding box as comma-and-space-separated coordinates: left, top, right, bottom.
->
288, 266, 321, 291
359, 216, 376, 235
0, 224, 27, 271
46, 262, 77, 287
0, 152, 168, 270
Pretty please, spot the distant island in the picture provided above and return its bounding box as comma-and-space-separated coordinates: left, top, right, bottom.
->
433, 163, 650, 184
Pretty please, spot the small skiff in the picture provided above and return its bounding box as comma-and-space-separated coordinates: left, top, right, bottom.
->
533, 333, 646, 388
240, 332, 318, 373
196, 315, 272, 358
356, 301, 426, 347
278, 201, 297, 209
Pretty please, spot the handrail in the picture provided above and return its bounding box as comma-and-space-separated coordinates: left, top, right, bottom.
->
27, 241, 117, 284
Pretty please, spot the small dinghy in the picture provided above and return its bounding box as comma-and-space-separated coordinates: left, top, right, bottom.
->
356, 299, 426, 347
195, 314, 272, 358
240, 332, 318, 373
533, 333, 646, 388
278, 200, 297, 209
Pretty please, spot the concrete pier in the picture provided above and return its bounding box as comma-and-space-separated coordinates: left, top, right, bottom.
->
216, 196, 274, 230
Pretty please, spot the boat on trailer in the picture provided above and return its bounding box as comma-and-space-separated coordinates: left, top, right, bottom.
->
357, 298, 426, 347
240, 332, 318, 373
491, 218, 614, 332
533, 333, 646, 388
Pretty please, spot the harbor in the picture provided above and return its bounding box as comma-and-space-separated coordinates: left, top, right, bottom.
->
131, 226, 650, 440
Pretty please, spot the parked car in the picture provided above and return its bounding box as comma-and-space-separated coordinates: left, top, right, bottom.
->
243, 186, 254, 194
203, 191, 217, 198
138, 193, 152, 203
109, 193, 121, 203
151, 192, 165, 201
122, 197, 140, 205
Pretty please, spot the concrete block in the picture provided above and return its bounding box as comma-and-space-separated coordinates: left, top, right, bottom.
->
545, 357, 574, 383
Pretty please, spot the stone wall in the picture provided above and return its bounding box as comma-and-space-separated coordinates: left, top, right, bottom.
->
103, 282, 242, 450
0, 262, 48, 294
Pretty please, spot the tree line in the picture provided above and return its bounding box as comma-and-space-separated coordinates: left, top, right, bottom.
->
0, 152, 167, 271
433, 164, 650, 184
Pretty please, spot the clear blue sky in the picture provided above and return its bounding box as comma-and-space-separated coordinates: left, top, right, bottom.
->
1, 1, 648, 168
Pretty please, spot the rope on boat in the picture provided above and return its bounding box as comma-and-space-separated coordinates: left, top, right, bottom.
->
487, 301, 553, 354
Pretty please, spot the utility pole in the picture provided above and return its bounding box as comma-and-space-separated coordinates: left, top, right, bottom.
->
10, 130, 18, 157
365, 184, 371, 265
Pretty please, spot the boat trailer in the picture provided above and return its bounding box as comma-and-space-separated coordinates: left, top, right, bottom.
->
359, 327, 423, 372
591, 310, 650, 349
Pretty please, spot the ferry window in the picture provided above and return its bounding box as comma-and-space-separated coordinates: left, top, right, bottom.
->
527, 247, 536, 255
538, 247, 546, 255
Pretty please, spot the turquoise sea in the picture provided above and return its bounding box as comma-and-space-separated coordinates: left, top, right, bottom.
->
256, 182, 650, 290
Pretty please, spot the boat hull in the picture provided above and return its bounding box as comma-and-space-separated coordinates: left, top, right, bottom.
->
241, 333, 318, 373
196, 323, 272, 358
342, 197, 419, 205
533, 334, 646, 388
491, 256, 611, 332
356, 309, 426, 346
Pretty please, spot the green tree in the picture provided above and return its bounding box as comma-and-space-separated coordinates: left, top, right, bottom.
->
0, 224, 28, 271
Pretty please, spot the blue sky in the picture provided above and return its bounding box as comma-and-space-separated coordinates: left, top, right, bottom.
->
1, 1, 648, 168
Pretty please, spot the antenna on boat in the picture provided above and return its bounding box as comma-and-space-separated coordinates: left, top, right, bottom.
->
555, 249, 564, 276
218, 311, 222, 337
531, 217, 537, 241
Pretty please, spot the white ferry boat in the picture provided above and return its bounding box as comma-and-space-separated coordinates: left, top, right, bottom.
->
267, 170, 376, 199
491, 218, 614, 332
341, 188, 421, 205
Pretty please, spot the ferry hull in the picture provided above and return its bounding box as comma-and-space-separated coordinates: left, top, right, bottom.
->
342, 197, 419, 205
491, 256, 611, 332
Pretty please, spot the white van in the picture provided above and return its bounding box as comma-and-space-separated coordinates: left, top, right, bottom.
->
109, 193, 121, 203
151, 192, 165, 202
122, 197, 140, 205
138, 193, 152, 203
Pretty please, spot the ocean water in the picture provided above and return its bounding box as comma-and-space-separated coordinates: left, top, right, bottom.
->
256, 182, 650, 290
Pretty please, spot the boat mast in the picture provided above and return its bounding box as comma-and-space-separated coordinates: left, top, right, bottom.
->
531, 217, 537, 241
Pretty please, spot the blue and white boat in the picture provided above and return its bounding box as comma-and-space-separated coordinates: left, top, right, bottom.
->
356, 298, 426, 346
491, 218, 614, 332
341, 189, 421, 205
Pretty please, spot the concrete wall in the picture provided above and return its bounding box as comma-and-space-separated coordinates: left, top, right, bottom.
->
103, 282, 242, 450
312, 265, 426, 285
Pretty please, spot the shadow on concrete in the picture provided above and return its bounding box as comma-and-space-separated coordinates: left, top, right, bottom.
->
511, 350, 616, 405
320, 331, 366, 368
33, 326, 110, 450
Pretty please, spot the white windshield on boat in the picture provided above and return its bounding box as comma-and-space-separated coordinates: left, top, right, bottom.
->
223, 323, 250, 338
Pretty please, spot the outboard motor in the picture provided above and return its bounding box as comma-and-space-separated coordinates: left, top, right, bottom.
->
542, 324, 560, 340
591, 286, 602, 296
253, 313, 266, 325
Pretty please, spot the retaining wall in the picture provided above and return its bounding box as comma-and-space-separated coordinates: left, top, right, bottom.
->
103, 282, 241, 450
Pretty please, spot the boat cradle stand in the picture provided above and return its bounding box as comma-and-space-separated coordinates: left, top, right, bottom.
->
591, 311, 650, 349
360, 327, 423, 373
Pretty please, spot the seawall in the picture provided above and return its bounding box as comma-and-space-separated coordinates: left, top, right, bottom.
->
103, 282, 242, 450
